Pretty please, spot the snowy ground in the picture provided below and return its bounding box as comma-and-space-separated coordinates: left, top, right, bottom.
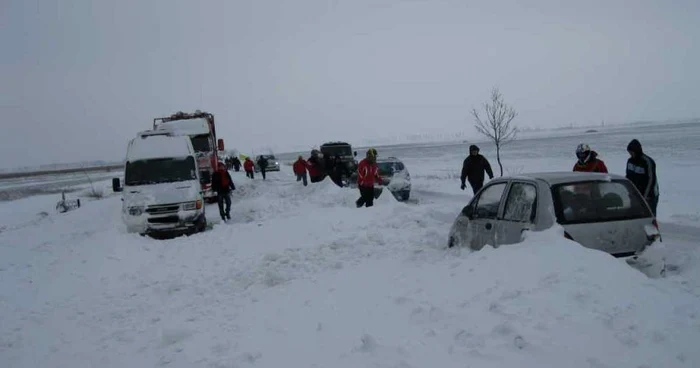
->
1, 123, 700, 367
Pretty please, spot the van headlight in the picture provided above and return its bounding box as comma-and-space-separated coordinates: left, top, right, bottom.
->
128, 206, 144, 216
182, 200, 202, 211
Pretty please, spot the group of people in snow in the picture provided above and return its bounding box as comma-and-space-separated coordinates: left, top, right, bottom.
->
570, 139, 659, 215
212, 137, 660, 221
223, 156, 241, 172
236, 155, 270, 180
459, 139, 660, 216
291, 149, 355, 188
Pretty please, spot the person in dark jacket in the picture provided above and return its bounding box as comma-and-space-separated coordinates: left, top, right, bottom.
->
626, 139, 659, 216
460, 145, 494, 195
307, 149, 325, 183
328, 154, 347, 187
573, 143, 608, 173
232, 157, 241, 172
256, 156, 269, 180
211, 162, 236, 221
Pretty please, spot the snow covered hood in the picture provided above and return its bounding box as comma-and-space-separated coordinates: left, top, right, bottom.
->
123, 180, 200, 207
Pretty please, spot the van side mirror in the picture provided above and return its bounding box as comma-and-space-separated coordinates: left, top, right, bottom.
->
353, 151, 357, 157
217, 139, 225, 151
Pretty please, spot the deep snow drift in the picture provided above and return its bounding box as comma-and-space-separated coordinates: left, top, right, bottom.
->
2, 123, 700, 367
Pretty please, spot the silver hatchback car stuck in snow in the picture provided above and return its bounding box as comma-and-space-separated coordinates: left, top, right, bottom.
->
448, 172, 663, 272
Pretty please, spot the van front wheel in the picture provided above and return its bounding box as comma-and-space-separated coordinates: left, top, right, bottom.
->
195, 214, 207, 233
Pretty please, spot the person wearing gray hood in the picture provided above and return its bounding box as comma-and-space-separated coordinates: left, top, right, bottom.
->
626, 139, 659, 216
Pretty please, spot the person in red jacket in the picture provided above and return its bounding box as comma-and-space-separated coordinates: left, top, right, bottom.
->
293, 155, 308, 186
573, 143, 608, 173
306, 149, 325, 183
211, 162, 236, 221
243, 157, 255, 179
355, 148, 382, 208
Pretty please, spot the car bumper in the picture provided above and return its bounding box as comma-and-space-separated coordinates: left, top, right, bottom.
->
255, 165, 280, 172
624, 243, 667, 278
124, 210, 204, 235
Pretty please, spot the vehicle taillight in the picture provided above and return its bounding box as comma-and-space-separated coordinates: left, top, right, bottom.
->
649, 219, 662, 242
564, 231, 573, 240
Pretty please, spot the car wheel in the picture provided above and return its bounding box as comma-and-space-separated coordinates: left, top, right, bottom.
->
401, 191, 410, 201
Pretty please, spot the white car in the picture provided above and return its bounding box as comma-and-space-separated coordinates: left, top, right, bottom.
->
376, 157, 411, 201
447, 172, 664, 276
121, 131, 207, 237
254, 154, 281, 172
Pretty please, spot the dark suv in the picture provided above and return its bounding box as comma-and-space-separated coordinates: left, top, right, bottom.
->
320, 142, 358, 186
376, 156, 411, 201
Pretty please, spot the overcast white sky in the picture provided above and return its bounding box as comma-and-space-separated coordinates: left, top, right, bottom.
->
2, 0, 699, 169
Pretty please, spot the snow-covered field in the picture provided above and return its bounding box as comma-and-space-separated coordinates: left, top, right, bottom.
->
0, 170, 121, 202
1, 123, 700, 367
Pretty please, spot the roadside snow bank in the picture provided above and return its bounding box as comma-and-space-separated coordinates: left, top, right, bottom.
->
226, 228, 700, 368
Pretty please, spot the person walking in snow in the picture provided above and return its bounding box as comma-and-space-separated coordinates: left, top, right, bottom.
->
307, 149, 325, 183
293, 155, 308, 186
626, 139, 659, 216
243, 157, 255, 179
460, 145, 494, 195
232, 157, 241, 172
256, 155, 269, 180
212, 162, 236, 221
573, 143, 608, 173
356, 148, 382, 208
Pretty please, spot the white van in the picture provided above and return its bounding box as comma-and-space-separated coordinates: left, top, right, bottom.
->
122, 130, 207, 236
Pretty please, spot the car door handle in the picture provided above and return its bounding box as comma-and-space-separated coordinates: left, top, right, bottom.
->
485, 223, 492, 230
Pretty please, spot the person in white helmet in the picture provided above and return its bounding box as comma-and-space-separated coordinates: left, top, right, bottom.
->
573, 143, 608, 173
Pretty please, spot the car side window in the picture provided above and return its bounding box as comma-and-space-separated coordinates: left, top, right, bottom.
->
503, 182, 538, 223
474, 183, 507, 219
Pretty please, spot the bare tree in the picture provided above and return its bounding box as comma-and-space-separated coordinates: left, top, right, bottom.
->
472, 88, 518, 176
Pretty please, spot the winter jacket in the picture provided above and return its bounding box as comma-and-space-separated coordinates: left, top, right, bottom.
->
461, 154, 494, 185
212, 169, 236, 194
306, 156, 324, 178
357, 158, 381, 187
243, 159, 254, 172
626, 139, 659, 199
573, 151, 608, 173
257, 157, 269, 169
293, 159, 307, 174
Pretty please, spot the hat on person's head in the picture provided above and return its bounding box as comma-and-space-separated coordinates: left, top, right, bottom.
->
627, 139, 643, 155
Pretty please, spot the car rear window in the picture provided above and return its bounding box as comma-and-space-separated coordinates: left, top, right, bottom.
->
552, 179, 652, 224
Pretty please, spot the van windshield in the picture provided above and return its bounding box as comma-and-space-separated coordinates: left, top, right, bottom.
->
190, 135, 211, 153
125, 157, 197, 186
552, 179, 652, 224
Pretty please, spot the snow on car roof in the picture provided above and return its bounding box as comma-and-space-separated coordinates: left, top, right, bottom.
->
126, 134, 194, 161
155, 118, 210, 136
506, 171, 625, 185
